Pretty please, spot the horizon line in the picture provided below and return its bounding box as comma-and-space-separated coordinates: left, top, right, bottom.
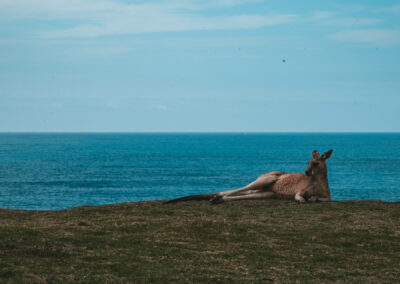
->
1, 131, 399, 134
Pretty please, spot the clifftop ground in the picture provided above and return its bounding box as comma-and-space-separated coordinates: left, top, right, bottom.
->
1, 200, 399, 283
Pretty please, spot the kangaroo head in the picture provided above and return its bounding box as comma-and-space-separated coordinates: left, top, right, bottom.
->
305, 149, 333, 177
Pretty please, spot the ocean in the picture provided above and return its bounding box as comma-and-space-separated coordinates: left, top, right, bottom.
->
0, 133, 399, 210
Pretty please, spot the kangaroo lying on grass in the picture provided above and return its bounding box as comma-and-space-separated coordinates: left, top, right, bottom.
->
164, 149, 333, 204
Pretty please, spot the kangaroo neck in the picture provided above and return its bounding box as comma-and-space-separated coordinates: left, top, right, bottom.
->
311, 174, 328, 184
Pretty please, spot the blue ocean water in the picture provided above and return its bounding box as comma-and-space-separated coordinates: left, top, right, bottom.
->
0, 133, 399, 210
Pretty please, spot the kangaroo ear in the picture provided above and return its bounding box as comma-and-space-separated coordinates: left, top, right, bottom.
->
321, 149, 333, 160
312, 150, 320, 159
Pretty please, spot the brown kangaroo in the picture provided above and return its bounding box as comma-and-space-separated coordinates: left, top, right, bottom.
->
164, 149, 333, 204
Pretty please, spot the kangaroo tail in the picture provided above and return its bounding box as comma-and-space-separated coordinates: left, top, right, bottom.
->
163, 193, 216, 204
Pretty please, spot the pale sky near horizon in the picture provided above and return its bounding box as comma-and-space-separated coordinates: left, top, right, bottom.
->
1, 0, 399, 132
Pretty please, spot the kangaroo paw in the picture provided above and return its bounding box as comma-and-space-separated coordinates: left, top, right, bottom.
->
209, 195, 224, 205
295, 193, 306, 203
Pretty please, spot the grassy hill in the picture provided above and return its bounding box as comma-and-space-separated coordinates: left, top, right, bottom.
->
1, 200, 399, 283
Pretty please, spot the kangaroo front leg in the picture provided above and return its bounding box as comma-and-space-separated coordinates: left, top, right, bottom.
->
316, 197, 331, 202
308, 196, 318, 202
308, 196, 330, 202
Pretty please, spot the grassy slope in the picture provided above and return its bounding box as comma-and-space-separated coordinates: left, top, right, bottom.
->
0, 200, 399, 283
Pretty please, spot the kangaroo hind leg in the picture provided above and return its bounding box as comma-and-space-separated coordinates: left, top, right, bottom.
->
218, 171, 284, 197
223, 191, 276, 202
210, 171, 284, 204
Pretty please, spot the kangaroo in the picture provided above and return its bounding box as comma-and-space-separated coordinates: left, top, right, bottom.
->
164, 149, 333, 204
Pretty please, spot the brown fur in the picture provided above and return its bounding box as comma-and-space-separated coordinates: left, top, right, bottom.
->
164, 149, 333, 204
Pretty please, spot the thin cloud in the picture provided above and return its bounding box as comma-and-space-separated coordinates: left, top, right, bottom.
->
0, 0, 264, 17
321, 17, 382, 27
152, 105, 168, 111
51, 102, 63, 109
0, 0, 296, 38
310, 11, 382, 27
330, 28, 400, 46
311, 11, 336, 21
42, 14, 296, 38
375, 5, 400, 15
58, 45, 132, 57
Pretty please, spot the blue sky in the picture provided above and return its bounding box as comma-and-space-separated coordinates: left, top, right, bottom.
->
1, 0, 399, 132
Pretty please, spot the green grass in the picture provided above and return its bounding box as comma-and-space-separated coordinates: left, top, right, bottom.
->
1, 200, 399, 283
